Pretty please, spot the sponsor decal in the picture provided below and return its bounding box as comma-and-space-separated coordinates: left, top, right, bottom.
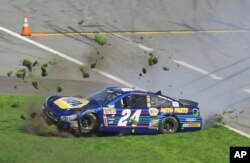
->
149, 108, 159, 116
160, 108, 174, 113
160, 107, 189, 114
182, 123, 201, 127
69, 121, 78, 128
108, 121, 114, 124
147, 96, 151, 107
192, 108, 200, 116
186, 118, 197, 122
103, 107, 116, 115
149, 118, 159, 128
174, 108, 189, 113
54, 97, 89, 109
103, 115, 108, 126
147, 96, 150, 103
172, 101, 179, 107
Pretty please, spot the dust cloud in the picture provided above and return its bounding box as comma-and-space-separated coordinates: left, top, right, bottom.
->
22, 102, 73, 138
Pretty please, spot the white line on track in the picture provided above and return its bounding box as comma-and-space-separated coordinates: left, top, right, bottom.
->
0, 26, 139, 89
173, 60, 223, 80
220, 124, 250, 139
242, 89, 250, 94
112, 33, 154, 51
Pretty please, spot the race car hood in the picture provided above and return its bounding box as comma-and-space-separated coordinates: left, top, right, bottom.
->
45, 96, 100, 116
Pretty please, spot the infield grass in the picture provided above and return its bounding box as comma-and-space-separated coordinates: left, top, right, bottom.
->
0, 96, 249, 163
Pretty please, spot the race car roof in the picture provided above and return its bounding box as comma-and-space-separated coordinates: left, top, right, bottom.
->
106, 87, 146, 93
105, 87, 176, 101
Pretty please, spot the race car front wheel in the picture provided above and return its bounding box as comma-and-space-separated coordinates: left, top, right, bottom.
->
79, 113, 97, 135
159, 116, 179, 134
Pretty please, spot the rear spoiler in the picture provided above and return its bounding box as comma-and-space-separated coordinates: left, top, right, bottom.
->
179, 99, 198, 107
156, 90, 162, 95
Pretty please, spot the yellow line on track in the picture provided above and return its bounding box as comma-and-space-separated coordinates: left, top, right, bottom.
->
31, 29, 250, 37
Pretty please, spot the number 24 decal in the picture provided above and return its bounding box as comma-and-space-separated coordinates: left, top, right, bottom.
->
118, 109, 141, 126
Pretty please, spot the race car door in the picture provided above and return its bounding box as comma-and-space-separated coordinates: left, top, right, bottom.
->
147, 95, 173, 130
113, 94, 148, 130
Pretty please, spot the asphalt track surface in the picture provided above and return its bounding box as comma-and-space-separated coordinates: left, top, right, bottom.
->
0, 0, 250, 134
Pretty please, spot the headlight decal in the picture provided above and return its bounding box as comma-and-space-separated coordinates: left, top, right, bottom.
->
61, 114, 78, 121
54, 97, 89, 109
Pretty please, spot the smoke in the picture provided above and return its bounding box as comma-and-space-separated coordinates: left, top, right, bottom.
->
201, 114, 214, 129
22, 102, 73, 138
202, 107, 244, 128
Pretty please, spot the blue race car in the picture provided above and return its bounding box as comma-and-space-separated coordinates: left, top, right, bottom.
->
43, 87, 202, 136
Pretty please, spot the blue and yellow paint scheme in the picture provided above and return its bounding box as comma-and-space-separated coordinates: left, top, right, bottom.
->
43, 87, 202, 135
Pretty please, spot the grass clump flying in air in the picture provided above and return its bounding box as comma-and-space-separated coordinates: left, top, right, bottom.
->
41, 64, 48, 77
7, 71, 13, 77
32, 61, 39, 67
148, 53, 158, 66
162, 66, 169, 71
78, 19, 85, 25
23, 59, 33, 72
79, 66, 90, 78
56, 83, 63, 92
32, 81, 39, 89
16, 69, 26, 80
94, 35, 107, 45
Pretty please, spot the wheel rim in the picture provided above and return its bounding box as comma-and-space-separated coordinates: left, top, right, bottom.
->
164, 119, 176, 133
81, 116, 93, 130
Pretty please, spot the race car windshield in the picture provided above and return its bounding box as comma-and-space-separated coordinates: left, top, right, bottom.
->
86, 90, 121, 106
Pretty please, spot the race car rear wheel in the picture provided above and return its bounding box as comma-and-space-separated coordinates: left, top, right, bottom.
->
79, 113, 97, 135
159, 116, 179, 134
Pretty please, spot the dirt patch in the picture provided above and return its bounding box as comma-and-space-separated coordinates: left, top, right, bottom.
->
22, 102, 73, 138
212, 107, 241, 126
142, 67, 147, 74
7, 71, 13, 77
79, 66, 90, 78
90, 63, 96, 69
56, 83, 63, 92
10, 102, 21, 108
32, 81, 39, 89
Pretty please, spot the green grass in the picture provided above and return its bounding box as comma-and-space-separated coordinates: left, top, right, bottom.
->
94, 34, 107, 45
0, 96, 249, 163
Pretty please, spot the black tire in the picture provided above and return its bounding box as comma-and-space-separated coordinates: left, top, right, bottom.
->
159, 116, 179, 134
79, 113, 97, 135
